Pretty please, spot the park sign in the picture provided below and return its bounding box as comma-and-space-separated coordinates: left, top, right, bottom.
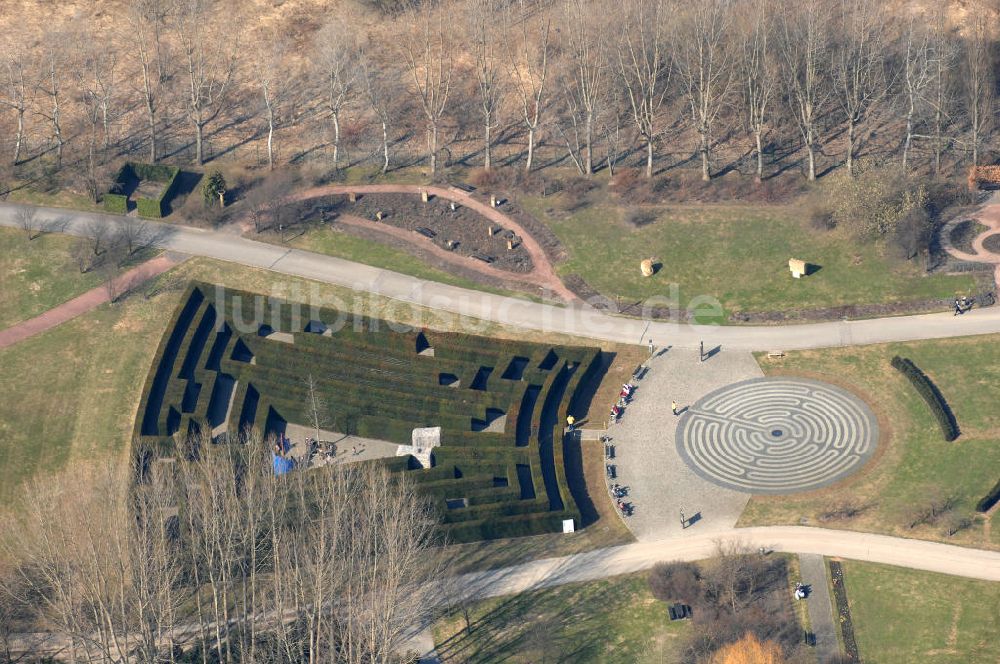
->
788, 258, 806, 279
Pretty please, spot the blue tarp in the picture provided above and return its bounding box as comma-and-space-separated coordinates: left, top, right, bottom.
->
272, 454, 295, 476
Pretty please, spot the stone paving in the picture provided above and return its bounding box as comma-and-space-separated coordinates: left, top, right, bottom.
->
607, 347, 760, 541
798, 553, 841, 663
676, 377, 878, 494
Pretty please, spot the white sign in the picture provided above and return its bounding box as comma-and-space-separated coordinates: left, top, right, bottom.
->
562, 519, 575, 534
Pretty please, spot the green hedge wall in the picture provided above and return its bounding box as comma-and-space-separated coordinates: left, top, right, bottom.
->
890, 356, 959, 442
976, 479, 1000, 512
103, 193, 128, 214
136, 165, 181, 218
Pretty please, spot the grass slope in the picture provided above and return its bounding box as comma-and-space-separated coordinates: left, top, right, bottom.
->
743, 335, 1000, 549
518, 195, 976, 320
432, 573, 686, 664
843, 561, 1000, 664
0, 227, 104, 328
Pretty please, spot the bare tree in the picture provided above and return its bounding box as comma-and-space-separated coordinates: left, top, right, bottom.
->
397, 6, 453, 175
37, 38, 66, 168
502, 0, 550, 172
83, 217, 111, 256
778, 0, 831, 181
675, 0, 733, 181
126, 0, 165, 162
928, 7, 956, 175
304, 373, 329, 444
315, 16, 358, 172
15, 206, 37, 240
175, 0, 243, 164
252, 31, 288, 170
359, 50, 393, 175
832, 0, 888, 176
962, 6, 993, 169
118, 217, 150, 256
900, 16, 937, 172
556, 0, 610, 176
468, 0, 505, 171
0, 44, 30, 165
736, 0, 776, 182
615, 0, 672, 179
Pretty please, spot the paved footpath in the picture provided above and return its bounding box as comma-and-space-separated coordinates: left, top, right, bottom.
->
3, 202, 1000, 351
0, 253, 186, 349
799, 553, 840, 663
444, 526, 1000, 605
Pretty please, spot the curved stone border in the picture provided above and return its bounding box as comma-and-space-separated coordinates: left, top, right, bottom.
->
942, 194, 1000, 289
675, 377, 878, 495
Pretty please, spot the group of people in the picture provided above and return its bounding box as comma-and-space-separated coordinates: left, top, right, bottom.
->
610, 383, 635, 422
954, 295, 974, 316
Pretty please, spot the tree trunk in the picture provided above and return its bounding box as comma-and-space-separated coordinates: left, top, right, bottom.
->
806, 126, 816, 181
381, 119, 389, 174
584, 113, 593, 175
266, 106, 275, 169
484, 118, 492, 170
13, 110, 23, 164
755, 131, 764, 182
525, 125, 535, 172
700, 130, 710, 181
430, 122, 438, 174
646, 137, 654, 179
195, 120, 204, 164
846, 119, 855, 175
903, 101, 914, 171
332, 111, 341, 170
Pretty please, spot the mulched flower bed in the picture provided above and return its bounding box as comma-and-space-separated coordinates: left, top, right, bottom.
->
828, 560, 861, 662
983, 233, 1000, 254
327, 193, 534, 273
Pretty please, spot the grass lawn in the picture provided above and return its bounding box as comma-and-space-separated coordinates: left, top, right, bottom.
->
0, 227, 105, 328
842, 561, 1000, 664
518, 194, 976, 322
432, 573, 687, 663
4, 185, 103, 213
741, 335, 1000, 549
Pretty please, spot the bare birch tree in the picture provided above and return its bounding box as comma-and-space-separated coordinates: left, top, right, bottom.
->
900, 17, 936, 171
616, 0, 672, 179
556, 0, 609, 176
929, 7, 957, 174
832, 0, 888, 175
360, 50, 393, 175
736, 0, 776, 182
0, 43, 30, 165
778, 0, 831, 181
315, 16, 358, 172
126, 0, 164, 162
963, 7, 993, 169
37, 37, 66, 168
468, 0, 505, 171
175, 0, 243, 164
675, 0, 733, 181
397, 6, 452, 175
252, 31, 288, 170
502, 0, 550, 172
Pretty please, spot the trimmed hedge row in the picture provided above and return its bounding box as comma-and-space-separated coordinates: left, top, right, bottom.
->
891, 356, 959, 441
103, 193, 128, 214
976, 479, 1000, 512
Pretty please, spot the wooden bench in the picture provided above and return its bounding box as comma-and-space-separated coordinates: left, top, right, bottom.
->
767, 351, 785, 359
471, 252, 494, 264
416, 227, 436, 239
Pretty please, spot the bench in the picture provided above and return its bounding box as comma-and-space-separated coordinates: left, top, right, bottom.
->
471, 252, 494, 264
416, 227, 436, 239
452, 183, 476, 193
767, 351, 785, 359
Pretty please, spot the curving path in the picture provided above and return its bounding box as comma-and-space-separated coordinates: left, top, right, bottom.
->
942, 191, 1000, 288
286, 183, 578, 302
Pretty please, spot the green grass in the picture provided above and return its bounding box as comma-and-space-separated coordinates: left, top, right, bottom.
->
742, 335, 1000, 549
842, 561, 1000, 664
518, 195, 976, 321
0, 227, 105, 328
432, 573, 686, 663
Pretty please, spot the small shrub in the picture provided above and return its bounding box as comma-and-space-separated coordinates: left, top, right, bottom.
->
623, 208, 657, 228
203, 171, 227, 207
976, 478, 1000, 512
807, 201, 836, 231
103, 193, 128, 214
649, 561, 702, 604
891, 356, 959, 441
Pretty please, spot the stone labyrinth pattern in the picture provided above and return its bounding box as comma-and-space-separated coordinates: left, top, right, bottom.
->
676, 377, 878, 494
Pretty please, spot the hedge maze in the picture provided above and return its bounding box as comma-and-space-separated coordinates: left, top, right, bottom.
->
135, 283, 605, 542
104, 162, 182, 217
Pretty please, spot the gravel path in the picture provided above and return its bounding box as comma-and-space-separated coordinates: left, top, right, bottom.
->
799, 553, 841, 663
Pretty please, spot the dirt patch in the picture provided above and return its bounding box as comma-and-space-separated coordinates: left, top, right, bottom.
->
729, 293, 996, 324
328, 192, 534, 273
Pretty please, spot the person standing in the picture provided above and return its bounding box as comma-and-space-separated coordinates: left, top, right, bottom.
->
566, 415, 575, 431
671, 400, 678, 416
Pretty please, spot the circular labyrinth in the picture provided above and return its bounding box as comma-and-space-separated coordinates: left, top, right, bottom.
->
676, 377, 878, 494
